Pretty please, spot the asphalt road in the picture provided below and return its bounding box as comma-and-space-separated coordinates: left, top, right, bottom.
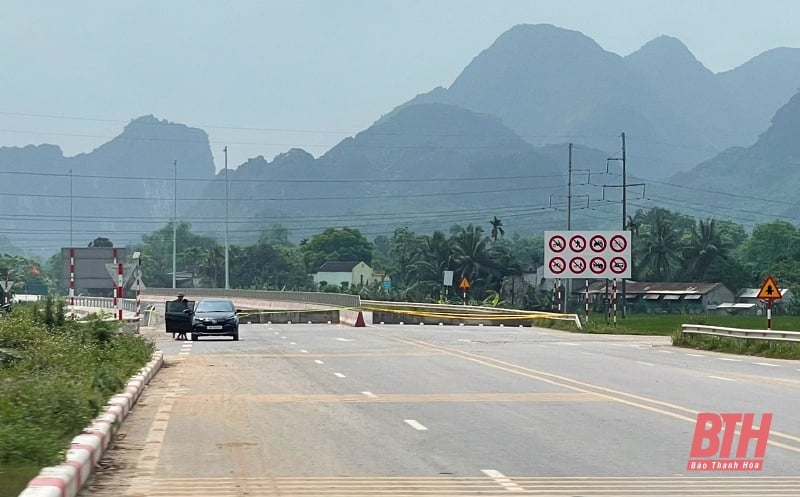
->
79, 322, 800, 496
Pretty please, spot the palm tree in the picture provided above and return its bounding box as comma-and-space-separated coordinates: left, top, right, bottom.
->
490, 216, 505, 241
682, 218, 732, 281
638, 212, 683, 281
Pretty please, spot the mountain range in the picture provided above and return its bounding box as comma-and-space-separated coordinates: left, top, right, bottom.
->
2, 23, 800, 257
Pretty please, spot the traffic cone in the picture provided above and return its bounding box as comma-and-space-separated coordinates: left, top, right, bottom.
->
354, 311, 366, 327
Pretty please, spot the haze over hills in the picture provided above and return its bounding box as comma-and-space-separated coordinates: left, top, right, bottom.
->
389, 24, 800, 178
2, 23, 800, 257
659, 90, 800, 225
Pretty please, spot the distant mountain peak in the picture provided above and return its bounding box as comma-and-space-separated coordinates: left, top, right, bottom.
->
626, 35, 708, 72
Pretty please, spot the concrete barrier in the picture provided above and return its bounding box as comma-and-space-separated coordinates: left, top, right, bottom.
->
18, 350, 164, 497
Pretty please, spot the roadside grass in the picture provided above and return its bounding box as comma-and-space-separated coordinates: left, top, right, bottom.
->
0, 300, 155, 496
0, 465, 39, 497
538, 313, 800, 359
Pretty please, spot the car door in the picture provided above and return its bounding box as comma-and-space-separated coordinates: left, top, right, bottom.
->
164, 300, 195, 333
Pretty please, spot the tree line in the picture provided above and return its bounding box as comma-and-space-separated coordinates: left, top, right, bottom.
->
4, 207, 800, 309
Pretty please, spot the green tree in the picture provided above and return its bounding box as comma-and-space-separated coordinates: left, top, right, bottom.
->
739, 220, 800, 272
681, 218, 733, 281
637, 211, 683, 281
301, 227, 374, 272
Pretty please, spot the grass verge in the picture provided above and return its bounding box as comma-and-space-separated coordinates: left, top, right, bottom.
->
0, 300, 155, 496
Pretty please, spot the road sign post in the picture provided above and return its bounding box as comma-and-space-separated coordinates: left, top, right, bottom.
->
756, 275, 782, 330
459, 277, 470, 305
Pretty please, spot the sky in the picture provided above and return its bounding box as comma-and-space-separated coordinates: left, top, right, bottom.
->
1, 0, 798, 172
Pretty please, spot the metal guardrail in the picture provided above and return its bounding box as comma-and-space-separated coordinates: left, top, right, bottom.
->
68, 296, 138, 312
144, 288, 361, 308
681, 324, 800, 343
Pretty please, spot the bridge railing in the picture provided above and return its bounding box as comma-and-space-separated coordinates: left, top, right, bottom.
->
681, 323, 800, 342
143, 288, 360, 308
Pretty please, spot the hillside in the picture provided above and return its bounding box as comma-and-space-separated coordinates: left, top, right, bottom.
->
385, 24, 800, 179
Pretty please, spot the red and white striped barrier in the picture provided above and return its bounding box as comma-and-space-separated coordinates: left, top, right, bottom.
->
19, 350, 163, 497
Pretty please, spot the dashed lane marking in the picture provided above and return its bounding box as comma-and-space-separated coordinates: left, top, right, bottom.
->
404, 419, 428, 431
481, 469, 524, 492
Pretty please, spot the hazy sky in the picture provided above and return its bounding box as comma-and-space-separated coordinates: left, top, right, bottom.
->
1, 0, 798, 171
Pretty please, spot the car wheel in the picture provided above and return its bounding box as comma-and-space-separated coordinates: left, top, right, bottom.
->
232, 331, 239, 341
191, 334, 198, 341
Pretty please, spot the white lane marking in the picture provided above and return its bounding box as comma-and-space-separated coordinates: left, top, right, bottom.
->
579, 351, 595, 356
336, 337, 354, 342
686, 353, 706, 357
178, 351, 190, 356
281, 336, 287, 339
718, 357, 741, 362
404, 419, 428, 431
709, 375, 736, 382
658, 350, 673, 354
314, 360, 324, 364
635, 361, 654, 366
555, 342, 579, 346
290, 342, 296, 345
481, 469, 523, 492
334, 372, 346, 378
361, 391, 377, 398
457, 339, 470, 342
300, 349, 309, 353
755, 362, 780, 367
274, 331, 279, 335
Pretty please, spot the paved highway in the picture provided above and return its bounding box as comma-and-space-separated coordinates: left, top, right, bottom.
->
80, 321, 800, 496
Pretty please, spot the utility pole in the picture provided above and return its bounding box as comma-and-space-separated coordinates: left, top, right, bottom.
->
172, 160, 177, 290
224, 146, 230, 290
605, 133, 644, 318
565, 143, 573, 313
69, 169, 73, 248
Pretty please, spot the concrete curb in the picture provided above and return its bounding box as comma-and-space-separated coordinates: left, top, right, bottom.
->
17, 350, 164, 497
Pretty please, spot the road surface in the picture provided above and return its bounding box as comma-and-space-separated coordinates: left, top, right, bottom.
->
79, 322, 800, 496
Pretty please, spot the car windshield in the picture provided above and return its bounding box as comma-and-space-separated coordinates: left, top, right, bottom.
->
194, 301, 234, 313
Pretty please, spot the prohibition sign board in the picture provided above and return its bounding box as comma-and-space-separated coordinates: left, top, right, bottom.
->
549, 235, 567, 253
549, 257, 566, 275
610, 234, 628, 253
569, 234, 587, 252
544, 231, 630, 279
590, 234, 607, 252
570, 257, 587, 274
610, 257, 627, 275
590, 257, 606, 275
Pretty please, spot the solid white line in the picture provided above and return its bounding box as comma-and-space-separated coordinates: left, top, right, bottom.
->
481, 469, 524, 492
314, 360, 324, 364
334, 372, 346, 378
755, 362, 780, 367
579, 351, 595, 356
718, 357, 741, 362
336, 337, 354, 342
635, 361, 654, 366
555, 342, 579, 346
361, 391, 377, 398
290, 342, 296, 345
300, 349, 309, 353
404, 419, 428, 431
709, 375, 736, 382
686, 353, 706, 357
